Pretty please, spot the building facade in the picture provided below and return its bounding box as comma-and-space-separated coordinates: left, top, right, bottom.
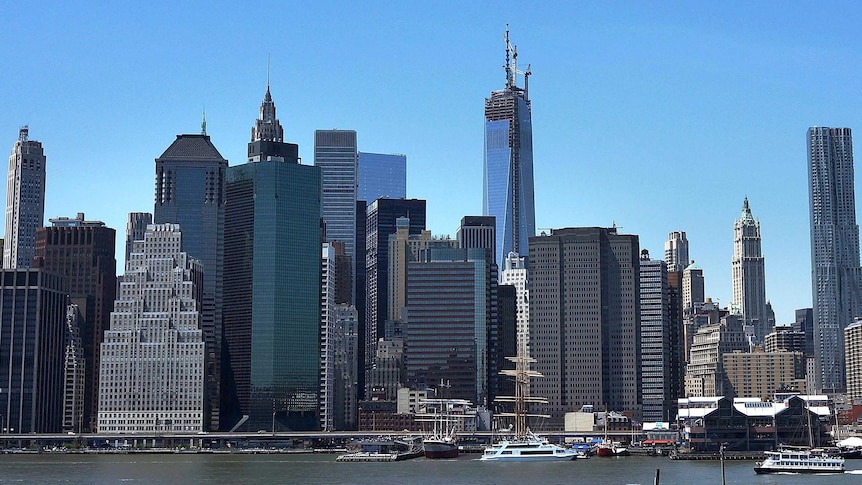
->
97, 224, 205, 433
808, 126, 862, 392
315, 130, 358, 262
528, 227, 641, 424
0, 269, 67, 433
358, 152, 407, 203
223, 102, 321, 431
484, 29, 535, 272
403, 246, 498, 405
4, 126, 46, 269
639, 250, 671, 422
33, 213, 117, 432
154, 133, 227, 429
664, 231, 690, 273
723, 350, 807, 400
731, 197, 769, 342
364, 198, 426, 393
846, 320, 862, 399
501, 252, 530, 358
124, 212, 152, 265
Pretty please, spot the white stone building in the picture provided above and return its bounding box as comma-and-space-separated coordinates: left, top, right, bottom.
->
97, 223, 204, 433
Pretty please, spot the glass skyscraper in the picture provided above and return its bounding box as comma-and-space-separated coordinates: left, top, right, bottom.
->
808, 126, 862, 392
315, 130, 358, 263
223, 86, 321, 431
483, 30, 536, 271
358, 152, 406, 203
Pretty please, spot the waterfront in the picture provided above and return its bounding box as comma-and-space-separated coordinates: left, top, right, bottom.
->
0, 453, 861, 484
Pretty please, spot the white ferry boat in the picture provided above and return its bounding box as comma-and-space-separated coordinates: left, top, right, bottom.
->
754, 448, 845, 474
481, 432, 577, 462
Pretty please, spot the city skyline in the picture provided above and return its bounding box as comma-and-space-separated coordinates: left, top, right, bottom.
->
4, 3, 862, 324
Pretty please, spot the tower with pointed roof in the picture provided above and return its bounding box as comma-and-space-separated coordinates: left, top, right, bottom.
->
221, 83, 322, 431
731, 197, 768, 343
4, 126, 46, 269
483, 27, 536, 274
154, 132, 227, 431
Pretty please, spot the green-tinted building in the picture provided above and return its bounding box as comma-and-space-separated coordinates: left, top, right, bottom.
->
222, 86, 322, 431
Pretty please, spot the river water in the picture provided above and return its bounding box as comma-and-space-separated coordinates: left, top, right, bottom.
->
1, 453, 861, 484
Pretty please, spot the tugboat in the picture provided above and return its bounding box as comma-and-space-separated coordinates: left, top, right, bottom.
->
480, 356, 577, 462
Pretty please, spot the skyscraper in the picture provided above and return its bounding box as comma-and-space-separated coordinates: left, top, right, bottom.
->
808, 126, 862, 392
33, 213, 116, 432
0, 269, 66, 433
483, 28, 536, 271
845, 320, 862, 399
403, 245, 497, 405
4, 126, 46, 269
731, 197, 768, 342
639, 250, 670, 422
315, 130, 358, 263
154, 132, 227, 430
529, 227, 640, 425
364, 198, 425, 393
97, 224, 205, 433
358, 152, 407, 203
664, 231, 689, 273
222, 88, 321, 431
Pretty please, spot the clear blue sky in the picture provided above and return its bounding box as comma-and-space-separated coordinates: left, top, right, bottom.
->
3, 1, 862, 325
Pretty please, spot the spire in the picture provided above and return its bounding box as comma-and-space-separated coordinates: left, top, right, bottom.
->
251, 61, 284, 143
740, 196, 755, 223
201, 108, 207, 135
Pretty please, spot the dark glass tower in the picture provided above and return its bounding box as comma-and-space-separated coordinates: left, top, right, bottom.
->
0, 269, 67, 433
154, 132, 227, 430
223, 86, 322, 431
364, 198, 425, 393
483, 28, 536, 272
33, 213, 116, 432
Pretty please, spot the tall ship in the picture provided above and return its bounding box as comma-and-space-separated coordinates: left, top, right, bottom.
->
480, 357, 577, 462
415, 398, 475, 459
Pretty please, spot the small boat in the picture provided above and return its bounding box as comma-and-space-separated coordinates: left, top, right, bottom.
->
422, 435, 459, 459
753, 448, 845, 474
596, 405, 628, 457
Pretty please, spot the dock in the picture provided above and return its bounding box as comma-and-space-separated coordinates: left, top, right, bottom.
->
336, 451, 423, 462
669, 451, 764, 461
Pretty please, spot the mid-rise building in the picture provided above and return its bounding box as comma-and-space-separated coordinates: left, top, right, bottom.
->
845, 320, 862, 399
0, 269, 67, 433
332, 304, 359, 430
808, 126, 862, 392
723, 350, 807, 400
731, 197, 769, 342
664, 231, 690, 273
685, 315, 748, 397
97, 224, 205, 433
764, 326, 807, 354
33, 212, 116, 432
358, 152, 407, 203
793, 308, 815, 357
528, 227, 640, 425
154, 132, 227, 429
4, 126, 46, 269
484, 28, 536, 271
639, 250, 671, 422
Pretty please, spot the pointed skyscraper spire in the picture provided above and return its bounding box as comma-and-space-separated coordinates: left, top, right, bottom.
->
250, 60, 284, 143
201, 108, 207, 135
740, 196, 754, 222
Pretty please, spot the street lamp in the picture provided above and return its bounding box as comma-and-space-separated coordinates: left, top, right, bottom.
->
272, 411, 276, 436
